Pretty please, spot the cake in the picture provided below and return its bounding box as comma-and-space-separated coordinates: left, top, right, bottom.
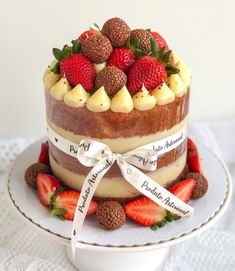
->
43, 17, 192, 202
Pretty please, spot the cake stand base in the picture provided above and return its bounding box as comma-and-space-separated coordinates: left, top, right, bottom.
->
66, 245, 169, 271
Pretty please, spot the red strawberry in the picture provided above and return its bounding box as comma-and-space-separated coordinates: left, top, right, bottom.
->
127, 56, 167, 94
38, 142, 49, 165
107, 48, 135, 72
169, 179, 196, 203
125, 197, 166, 226
187, 138, 202, 173
37, 174, 62, 206
51, 190, 98, 220
78, 29, 98, 43
151, 32, 174, 65
60, 54, 96, 91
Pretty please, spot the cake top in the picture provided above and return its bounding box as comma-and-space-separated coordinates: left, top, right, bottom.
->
44, 17, 192, 113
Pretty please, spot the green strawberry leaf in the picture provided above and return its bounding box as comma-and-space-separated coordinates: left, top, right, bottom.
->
150, 38, 157, 58
93, 23, 101, 31
51, 207, 67, 220
151, 219, 167, 231
53, 48, 64, 61
49, 186, 66, 209
51, 62, 60, 74
162, 50, 171, 63
71, 39, 81, 54
166, 65, 180, 76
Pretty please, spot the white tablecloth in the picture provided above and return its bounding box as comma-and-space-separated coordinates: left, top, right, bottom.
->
0, 119, 235, 271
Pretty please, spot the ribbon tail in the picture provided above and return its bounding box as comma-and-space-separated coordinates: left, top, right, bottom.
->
71, 156, 115, 258
117, 159, 194, 217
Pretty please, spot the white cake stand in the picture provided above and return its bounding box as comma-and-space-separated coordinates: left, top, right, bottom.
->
5, 139, 232, 271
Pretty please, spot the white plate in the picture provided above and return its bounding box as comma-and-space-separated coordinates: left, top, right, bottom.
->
6, 138, 232, 250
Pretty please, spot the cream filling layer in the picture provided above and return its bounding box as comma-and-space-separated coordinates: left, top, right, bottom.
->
50, 151, 186, 199
47, 117, 188, 153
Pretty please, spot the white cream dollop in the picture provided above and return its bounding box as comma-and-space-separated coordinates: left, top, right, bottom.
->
133, 85, 156, 111
86, 86, 110, 112
172, 52, 180, 65
94, 62, 106, 73
64, 84, 90, 107
175, 60, 192, 87
110, 86, 134, 113
151, 82, 175, 105
43, 60, 58, 79
167, 74, 187, 97
50, 77, 71, 100
44, 72, 61, 90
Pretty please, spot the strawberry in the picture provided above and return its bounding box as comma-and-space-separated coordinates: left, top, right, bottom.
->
60, 54, 96, 91
125, 197, 166, 226
151, 32, 174, 65
127, 56, 167, 94
169, 178, 196, 203
51, 190, 98, 220
38, 142, 49, 165
187, 138, 202, 173
36, 174, 62, 206
78, 29, 98, 43
107, 48, 135, 72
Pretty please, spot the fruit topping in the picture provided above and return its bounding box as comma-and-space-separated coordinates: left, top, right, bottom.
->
51, 189, 98, 220
60, 54, 96, 91
96, 201, 126, 230
187, 138, 202, 173
95, 66, 127, 96
130, 29, 152, 54
38, 142, 49, 165
125, 197, 166, 226
185, 173, 208, 200
78, 29, 99, 43
25, 163, 51, 190
168, 178, 196, 203
81, 34, 113, 64
107, 48, 135, 72
102, 17, 131, 47
36, 174, 62, 206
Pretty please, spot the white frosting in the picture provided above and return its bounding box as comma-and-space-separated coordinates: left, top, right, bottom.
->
86, 86, 110, 112
175, 60, 192, 87
44, 72, 61, 90
94, 62, 106, 73
133, 85, 156, 111
111, 86, 134, 113
50, 77, 71, 100
167, 74, 187, 97
172, 52, 180, 65
152, 82, 175, 105
64, 84, 90, 107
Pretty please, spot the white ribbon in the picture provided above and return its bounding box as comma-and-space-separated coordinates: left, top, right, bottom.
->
47, 125, 193, 257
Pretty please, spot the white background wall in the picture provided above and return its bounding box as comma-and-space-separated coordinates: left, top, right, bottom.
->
0, 0, 235, 138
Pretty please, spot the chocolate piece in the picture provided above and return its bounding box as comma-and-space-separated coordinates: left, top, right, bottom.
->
102, 17, 131, 47
81, 35, 113, 64
130, 29, 152, 54
96, 201, 126, 230
95, 66, 127, 96
45, 89, 189, 138
25, 163, 51, 189
186, 172, 208, 199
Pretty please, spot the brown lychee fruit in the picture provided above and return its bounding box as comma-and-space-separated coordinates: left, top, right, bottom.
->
95, 66, 127, 96
130, 29, 152, 54
81, 34, 113, 64
102, 17, 131, 47
185, 172, 208, 199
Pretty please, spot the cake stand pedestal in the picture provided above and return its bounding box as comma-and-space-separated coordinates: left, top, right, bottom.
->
5, 139, 232, 271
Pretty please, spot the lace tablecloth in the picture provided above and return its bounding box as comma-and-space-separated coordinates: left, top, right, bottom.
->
0, 119, 235, 271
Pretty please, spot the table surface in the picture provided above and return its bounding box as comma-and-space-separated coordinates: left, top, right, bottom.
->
0, 119, 235, 271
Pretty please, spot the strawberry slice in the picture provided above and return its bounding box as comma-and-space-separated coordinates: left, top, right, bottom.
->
38, 142, 49, 165
169, 178, 196, 203
51, 190, 98, 220
36, 174, 62, 206
187, 138, 202, 173
125, 197, 166, 226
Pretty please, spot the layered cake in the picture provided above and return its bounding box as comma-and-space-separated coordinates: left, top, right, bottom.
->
43, 17, 192, 201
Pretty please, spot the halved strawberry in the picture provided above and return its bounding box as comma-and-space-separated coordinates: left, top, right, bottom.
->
78, 29, 99, 43
169, 178, 196, 203
125, 197, 166, 226
51, 190, 98, 220
36, 174, 62, 206
38, 142, 49, 165
187, 138, 202, 173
